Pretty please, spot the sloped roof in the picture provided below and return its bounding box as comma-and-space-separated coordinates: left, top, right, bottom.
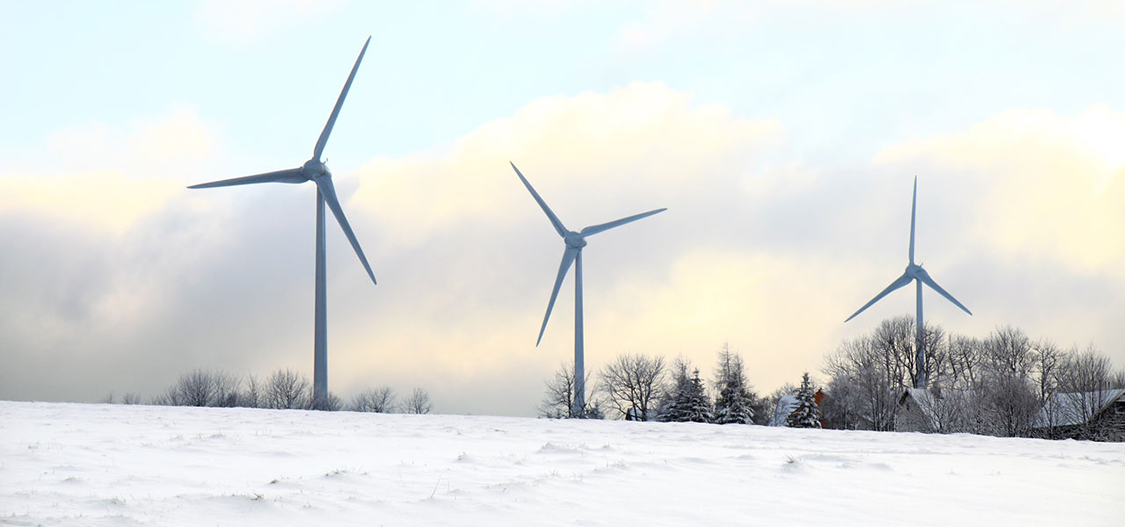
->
769, 394, 798, 427
897, 388, 941, 428
1034, 388, 1125, 428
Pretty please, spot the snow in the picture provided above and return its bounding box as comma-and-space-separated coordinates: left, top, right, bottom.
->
2, 401, 1122, 526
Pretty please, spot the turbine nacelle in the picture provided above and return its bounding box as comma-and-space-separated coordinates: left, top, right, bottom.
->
845, 177, 971, 325
302, 159, 329, 179
905, 263, 923, 279
564, 232, 588, 249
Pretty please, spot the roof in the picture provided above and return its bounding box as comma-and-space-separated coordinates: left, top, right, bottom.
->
768, 394, 798, 427
1034, 389, 1125, 428
897, 388, 942, 428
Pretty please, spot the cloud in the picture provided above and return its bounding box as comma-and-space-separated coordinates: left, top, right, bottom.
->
875, 104, 1125, 274
2, 83, 1122, 415
0, 105, 217, 235
351, 82, 780, 248
195, 0, 350, 43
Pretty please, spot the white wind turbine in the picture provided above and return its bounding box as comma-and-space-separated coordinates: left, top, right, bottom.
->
189, 37, 376, 408
512, 162, 666, 417
845, 177, 972, 389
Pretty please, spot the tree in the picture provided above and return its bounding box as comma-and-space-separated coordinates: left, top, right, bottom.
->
404, 387, 433, 414
822, 336, 896, 431
352, 386, 397, 413
240, 373, 264, 408
539, 362, 597, 418
786, 372, 821, 428
600, 353, 666, 421
979, 327, 1038, 437
264, 369, 311, 410
659, 359, 712, 423
711, 344, 757, 425
156, 369, 241, 408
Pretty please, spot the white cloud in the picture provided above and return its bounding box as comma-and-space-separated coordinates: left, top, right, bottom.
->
196, 0, 350, 43
0, 105, 219, 235
875, 104, 1125, 274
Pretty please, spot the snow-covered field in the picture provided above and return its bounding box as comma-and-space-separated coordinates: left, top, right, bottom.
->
2, 402, 1122, 526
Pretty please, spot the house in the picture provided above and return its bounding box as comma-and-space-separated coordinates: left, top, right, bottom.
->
768, 394, 798, 427
895, 388, 939, 433
1031, 388, 1125, 442
768, 390, 826, 427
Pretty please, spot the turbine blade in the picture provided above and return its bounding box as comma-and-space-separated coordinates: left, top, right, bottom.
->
313, 36, 371, 161
187, 168, 306, 189
511, 162, 567, 238
916, 268, 972, 316
537, 247, 579, 346
580, 208, 667, 237
314, 177, 377, 285
845, 272, 913, 323
909, 176, 917, 264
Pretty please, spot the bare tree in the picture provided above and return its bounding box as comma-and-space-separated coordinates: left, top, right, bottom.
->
539, 362, 595, 418
822, 336, 897, 431
404, 387, 433, 414
121, 392, 143, 405
264, 369, 311, 410
240, 373, 263, 408
156, 369, 241, 407
600, 353, 666, 421
979, 327, 1038, 437
352, 386, 397, 413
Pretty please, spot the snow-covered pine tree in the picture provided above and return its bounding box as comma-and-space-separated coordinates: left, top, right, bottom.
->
712, 344, 756, 425
661, 367, 714, 423
786, 372, 822, 429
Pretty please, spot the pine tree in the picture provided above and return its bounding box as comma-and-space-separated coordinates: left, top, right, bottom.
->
712, 345, 757, 425
786, 372, 822, 429
661, 366, 713, 423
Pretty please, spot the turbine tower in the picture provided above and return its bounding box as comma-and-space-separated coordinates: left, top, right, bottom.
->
189, 37, 377, 408
845, 177, 971, 389
511, 162, 666, 417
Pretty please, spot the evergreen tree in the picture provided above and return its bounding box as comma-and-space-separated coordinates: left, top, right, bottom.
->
712, 344, 757, 425
786, 372, 822, 428
661, 366, 713, 423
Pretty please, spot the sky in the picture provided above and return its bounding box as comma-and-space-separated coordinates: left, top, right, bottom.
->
1, 0, 1123, 416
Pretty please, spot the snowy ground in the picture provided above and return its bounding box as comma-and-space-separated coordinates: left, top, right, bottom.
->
2, 402, 1122, 526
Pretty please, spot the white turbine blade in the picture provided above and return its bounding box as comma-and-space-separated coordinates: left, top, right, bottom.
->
537, 247, 579, 346
511, 162, 567, 238
909, 176, 917, 264
845, 272, 913, 323
313, 36, 371, 161
314, 177, 377, 285
580, 208, 667, 237
187, 168, 305, 189
916, 268, 972, 316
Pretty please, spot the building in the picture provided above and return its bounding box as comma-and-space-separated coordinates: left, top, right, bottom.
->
1031, 389, 1125, 442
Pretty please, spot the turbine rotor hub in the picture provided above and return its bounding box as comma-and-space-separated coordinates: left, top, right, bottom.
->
564, 232, 587, 249
302, 159, 329, 179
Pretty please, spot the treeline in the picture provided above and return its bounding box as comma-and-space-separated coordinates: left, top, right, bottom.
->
539, 344, 774, 424
102, 368, 433, 414
540, 317, 1124, 441
821, 316, 1125, 439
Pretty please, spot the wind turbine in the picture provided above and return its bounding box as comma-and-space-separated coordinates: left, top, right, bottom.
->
845, 177, 971, 389
189, 37, 376, 408
511, 162, 666, 417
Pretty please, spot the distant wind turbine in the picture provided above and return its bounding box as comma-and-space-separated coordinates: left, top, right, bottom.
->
845, 177, 972, 389
511, 162, 666, 417
188, 37, 376, 408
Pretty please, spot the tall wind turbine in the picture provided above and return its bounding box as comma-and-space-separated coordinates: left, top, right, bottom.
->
511, 162, 666, 417
845, 177, 971, 389
189, 37, 377, 408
